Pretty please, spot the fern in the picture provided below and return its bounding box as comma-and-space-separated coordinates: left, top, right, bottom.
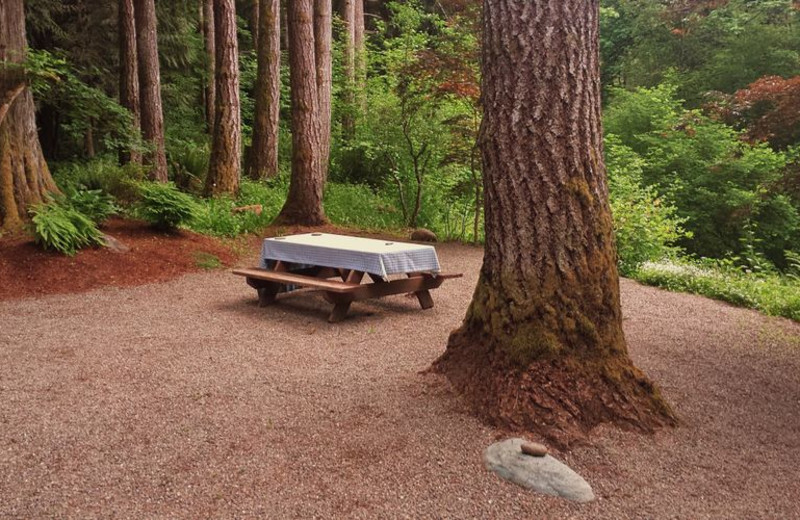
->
30, 202, 104, 256
136, 181, 200, 230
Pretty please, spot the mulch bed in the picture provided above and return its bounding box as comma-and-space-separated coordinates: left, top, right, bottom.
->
0, 218, 239, 301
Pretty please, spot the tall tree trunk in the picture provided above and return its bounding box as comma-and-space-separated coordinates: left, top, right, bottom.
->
353, 0, 366, 108
314, 0, 332, 179
134, 0, 168, 182
118, 0, 141, 165
432, 0, 675, 448
202, 0, 216, 134
247, 0, 281, 180
205, 0, 241, 196
275, 0, 327, 225
0, 0, 59, 231
250, 0, 260, 47
340, 0, 356, 139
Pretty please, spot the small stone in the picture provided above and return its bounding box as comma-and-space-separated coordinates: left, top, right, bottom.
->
410, 228, 437, 242
521, 442, 548, 457
232, 204, 263, 215
102, 234, 130, 253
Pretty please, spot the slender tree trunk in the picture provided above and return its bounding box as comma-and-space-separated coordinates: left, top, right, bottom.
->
247, 0, 281, 180
205, 0, 241, 196
340, 0, 356, 139
314, 0, 332, 179
0, 0, 59, 231
134, 0, 168, 182
353, 0, 366, 108
118, 0, 141, 165
432, 0, 675, 448
250, 0, 260, 47
202, 0, 216, 134
275, 0, 327, 225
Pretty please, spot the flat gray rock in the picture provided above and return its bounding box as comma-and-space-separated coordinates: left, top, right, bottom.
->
484, 438, 595, 503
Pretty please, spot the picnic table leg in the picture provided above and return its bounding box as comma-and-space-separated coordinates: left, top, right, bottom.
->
415, 289, 434, 309
257, 283, 280, 307
328, 300, 352, 323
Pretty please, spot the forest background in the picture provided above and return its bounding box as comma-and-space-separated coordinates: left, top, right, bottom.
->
7, 0, 800, 320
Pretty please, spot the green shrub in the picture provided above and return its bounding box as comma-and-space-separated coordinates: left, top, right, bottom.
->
635, 259, 800, 322
136, 181, 200, 230
52, 158, 145, 204
64, 187, 120, 224
324, 183, 404, 230
30, 202, 104, 256
189, 178, 286, 237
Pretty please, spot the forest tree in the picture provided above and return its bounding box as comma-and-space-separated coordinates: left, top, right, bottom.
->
432, 0, 677, 447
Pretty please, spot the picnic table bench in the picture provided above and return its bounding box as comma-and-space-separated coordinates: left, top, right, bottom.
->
233, 233, 462, 322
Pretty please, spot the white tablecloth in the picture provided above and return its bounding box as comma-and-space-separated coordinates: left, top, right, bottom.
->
259, 233, 441, 277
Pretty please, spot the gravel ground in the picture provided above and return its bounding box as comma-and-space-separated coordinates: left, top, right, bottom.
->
1, 242, 799, 519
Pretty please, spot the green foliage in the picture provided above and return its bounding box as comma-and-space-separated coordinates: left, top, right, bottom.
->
29, 201, 104, 256
605, 136, 688, 274
63, 187, 119, 224
189, 179, 287, 237
52, 157, 145, 204
135, 182, 200, 230
193, 252, 222, 270
635, 259, 800, 322
324, 183, 404, 230
605, 82, 798, 263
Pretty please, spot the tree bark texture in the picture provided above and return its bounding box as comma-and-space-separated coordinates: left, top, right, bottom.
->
202, 0, 216, 134
118, 0, 141, 165
205, 0, 242, 196
0, 0, 59, 231
314, 0, 332, 179
134, 0, 168, 181
247, 0, 281, 180
340, 0, 356, 138
353, 0, 366, 107
432, 0, 675, 448
276, 0, 327, 225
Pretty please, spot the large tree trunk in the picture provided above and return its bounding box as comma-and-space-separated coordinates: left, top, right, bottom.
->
340, 0, 356, 139
314, 0, 332, 179
134, 0, 168, 182
246, 0, 281, 180
205, 0, 241, 196
0, 0, 59, 231
118, 0, 141, 165
202, 0, 216, 134
432, 0, 675, 448
275, 0, 327, 225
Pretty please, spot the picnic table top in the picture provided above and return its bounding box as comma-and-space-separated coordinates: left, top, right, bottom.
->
259, 233, 441, 277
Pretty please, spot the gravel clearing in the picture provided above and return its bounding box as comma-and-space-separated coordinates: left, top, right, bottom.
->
1, 242, 799, 518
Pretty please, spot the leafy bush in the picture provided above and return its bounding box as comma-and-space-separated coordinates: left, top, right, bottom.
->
635, 259, 800, 322
29, 202, 104, 256
324, 183, 404, 230
64, 187, 119, 224
53, 158, 145, 204
136, 181, 200, 230
606, 136, 688, 275
189, 178, 286, 237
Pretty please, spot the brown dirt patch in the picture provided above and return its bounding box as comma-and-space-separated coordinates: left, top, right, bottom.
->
0, 218, 237, 300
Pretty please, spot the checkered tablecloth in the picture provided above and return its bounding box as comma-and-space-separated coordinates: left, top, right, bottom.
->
259, 233, 441, 277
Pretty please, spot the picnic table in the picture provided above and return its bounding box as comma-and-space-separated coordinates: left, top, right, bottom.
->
233, 233, 461, 322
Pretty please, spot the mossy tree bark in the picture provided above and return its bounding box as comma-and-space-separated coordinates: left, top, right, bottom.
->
134, 0, 168, 182
0, 0, 59, 231
205, 0, 241, 197
118, 0, 141, 165
246, 0, 281, 180
340, 0, 356, 140
432, 0, 676, 448
275, 0, 328, 226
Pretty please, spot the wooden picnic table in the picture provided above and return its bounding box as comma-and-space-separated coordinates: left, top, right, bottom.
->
233, 233, 461, 322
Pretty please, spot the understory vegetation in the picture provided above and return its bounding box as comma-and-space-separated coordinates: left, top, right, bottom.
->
20, 0, 800, 320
